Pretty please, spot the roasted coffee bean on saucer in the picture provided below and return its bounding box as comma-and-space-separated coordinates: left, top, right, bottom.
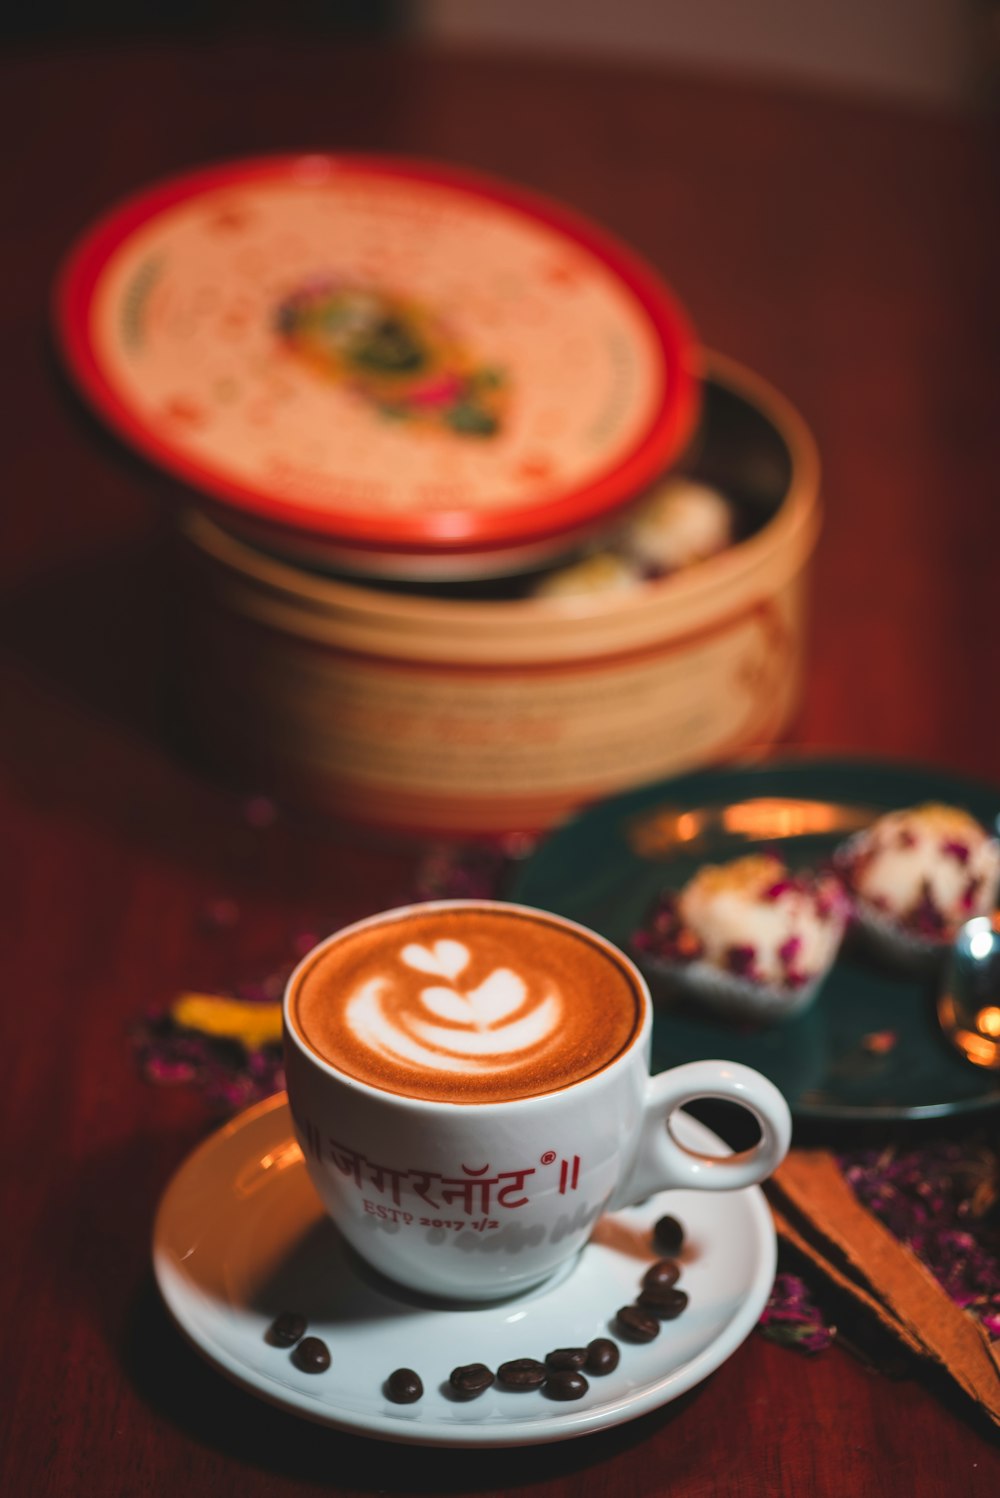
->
585, 1337, 620, 1374
265, 1310, 307, 1348
642, 1259, 681, 1291
614, 1304, 660, 1342
653, 1214, 685, 1256
497, 1358, 547, 1390
638, 1285, 689, 1320
545, 1347, 588, 1371
386, 1368, 423, 1404
544, 1370, 589, 1401
292, 1336, 331, 1373
449, 1363, 495, 1399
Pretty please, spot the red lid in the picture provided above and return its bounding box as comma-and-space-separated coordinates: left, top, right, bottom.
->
56, 154, 700, 575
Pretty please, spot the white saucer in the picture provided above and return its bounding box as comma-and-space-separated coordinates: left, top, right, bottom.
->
153, 1093, 776, 1448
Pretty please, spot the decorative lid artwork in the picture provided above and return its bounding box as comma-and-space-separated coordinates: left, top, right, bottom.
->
57, 154, 700, 576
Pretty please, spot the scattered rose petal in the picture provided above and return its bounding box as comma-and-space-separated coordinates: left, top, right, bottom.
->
759, 1274, 836, 1353
841, 1139, 1000, 1343
778, 935, 802, 968
725, 944, 757, 977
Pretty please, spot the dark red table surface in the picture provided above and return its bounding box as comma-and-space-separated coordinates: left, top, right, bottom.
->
1, 37, 999, 1496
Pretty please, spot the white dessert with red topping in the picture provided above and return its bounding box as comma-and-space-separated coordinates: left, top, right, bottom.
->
633, 853, 848, 1019
838, 803, 1000, 950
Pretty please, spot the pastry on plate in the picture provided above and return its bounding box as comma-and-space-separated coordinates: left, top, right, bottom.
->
633, 853, 848, 1021
836, 802, 1000, 966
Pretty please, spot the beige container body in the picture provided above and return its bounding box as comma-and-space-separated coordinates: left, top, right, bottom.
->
180, 355, 821, 836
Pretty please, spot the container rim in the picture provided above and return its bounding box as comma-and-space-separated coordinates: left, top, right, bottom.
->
181, 350, 820, 629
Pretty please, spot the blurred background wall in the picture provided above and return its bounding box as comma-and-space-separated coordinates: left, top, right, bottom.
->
414, 0, 990, 107
5, 0, 994, 110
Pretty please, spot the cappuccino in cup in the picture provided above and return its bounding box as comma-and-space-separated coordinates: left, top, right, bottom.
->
290, 902, 643, 1105
284, 901, 791, 1301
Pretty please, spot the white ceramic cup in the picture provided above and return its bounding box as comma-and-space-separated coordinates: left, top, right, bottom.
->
283, 901, 791, 1301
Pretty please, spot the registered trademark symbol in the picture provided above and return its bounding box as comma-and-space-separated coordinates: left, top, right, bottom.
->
540, 1150, 556, 1165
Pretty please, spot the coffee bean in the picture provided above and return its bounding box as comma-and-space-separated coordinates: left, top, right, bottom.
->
386, 1368, 423, 1404
638, 1286, 689, 1320
615, 1304, 660, 1342
585, 1337, 620, 1374
545, 1347, 588, 1371
292, 1336, 330, 1373
642, 1259, 680, 1291
497, 1357, 547, 1390
449, 1363, 495, 1398
265, 1311, 307, 1348
544, 1370, 589, 1401
653, 1214, 684, 1255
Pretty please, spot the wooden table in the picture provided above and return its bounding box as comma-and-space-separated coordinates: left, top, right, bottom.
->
2, 37, 998, 1496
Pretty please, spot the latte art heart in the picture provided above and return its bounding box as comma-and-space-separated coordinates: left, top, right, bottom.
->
418, 968, 528, 1028
346, 945, 562, 1073
401, 939, 470, 981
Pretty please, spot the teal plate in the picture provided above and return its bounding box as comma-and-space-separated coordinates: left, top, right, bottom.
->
510, 758, 1000, 1121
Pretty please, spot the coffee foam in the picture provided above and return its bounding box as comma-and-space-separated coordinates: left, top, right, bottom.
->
289, 906, 642, 1104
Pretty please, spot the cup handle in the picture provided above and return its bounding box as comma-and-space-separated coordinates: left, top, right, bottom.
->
605, 1059, 791, 1210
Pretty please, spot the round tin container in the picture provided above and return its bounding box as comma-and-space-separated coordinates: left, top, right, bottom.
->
56, 154, 699, 578
177, 354, 821, 838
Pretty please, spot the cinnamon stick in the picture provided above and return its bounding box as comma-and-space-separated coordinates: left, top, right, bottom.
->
770, 1202, 923, 1356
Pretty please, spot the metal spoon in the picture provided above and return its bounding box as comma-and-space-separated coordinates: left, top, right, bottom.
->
937, 915, 1000, 1069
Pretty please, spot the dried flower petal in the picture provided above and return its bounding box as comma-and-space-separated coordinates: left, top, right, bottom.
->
777, 935, 802, 968
725, 944, 757, 977
759, 1274, 836, 1353
412, 844, 509, 902
840, 1139, 1000, 1344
